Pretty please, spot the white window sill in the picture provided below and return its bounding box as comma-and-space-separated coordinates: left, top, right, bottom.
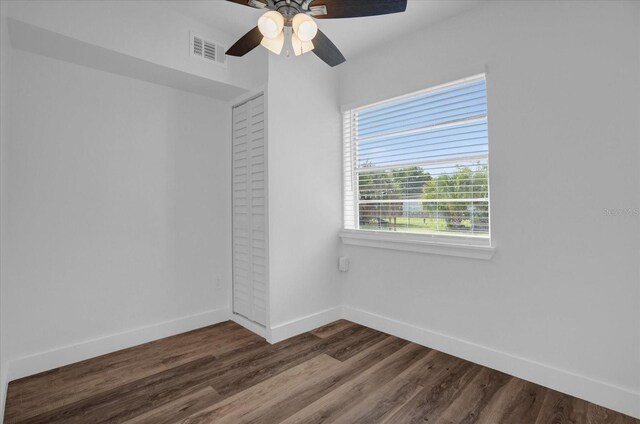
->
338, 230, 495, 260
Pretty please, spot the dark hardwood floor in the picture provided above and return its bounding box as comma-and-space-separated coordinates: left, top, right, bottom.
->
4, 320, 638, 424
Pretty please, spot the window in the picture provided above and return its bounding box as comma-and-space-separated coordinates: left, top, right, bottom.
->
343, 74, 491, 248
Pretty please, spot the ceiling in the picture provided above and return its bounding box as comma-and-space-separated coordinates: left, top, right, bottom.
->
160, 0, 484, 60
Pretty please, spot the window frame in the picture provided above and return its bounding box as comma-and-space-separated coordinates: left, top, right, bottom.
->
339, 74, 495, 260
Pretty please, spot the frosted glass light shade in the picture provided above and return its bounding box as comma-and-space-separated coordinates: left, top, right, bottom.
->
291, 32, 314, 56
260, 32, 285, 55
258, 11, 284, 39
292, 13, 318, 42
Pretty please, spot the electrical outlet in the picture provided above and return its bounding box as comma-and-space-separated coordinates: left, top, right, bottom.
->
338, 257, 350, 272
215, 275, 222, 289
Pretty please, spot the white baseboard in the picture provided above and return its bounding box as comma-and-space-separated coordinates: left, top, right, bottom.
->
6, 307, 230, 383
230, 313, 268, 339
269, 306, 343, 343
342, 305, 640, 420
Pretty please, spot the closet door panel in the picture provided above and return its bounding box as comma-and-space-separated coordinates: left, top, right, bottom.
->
248, 96, 266, 324
232, 94, 267, 326
232, 101, 253, 320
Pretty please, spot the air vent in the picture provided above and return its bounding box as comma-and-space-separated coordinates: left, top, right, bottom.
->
190, 32, 226, 66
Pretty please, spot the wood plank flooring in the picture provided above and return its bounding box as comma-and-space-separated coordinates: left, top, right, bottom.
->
4, 320, 638, 424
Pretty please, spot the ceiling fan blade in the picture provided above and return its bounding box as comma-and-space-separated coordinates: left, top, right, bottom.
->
225, 0, 268, 10
311, 0, 407, 19
312, 29, 345, 67
226, 26, 263, 57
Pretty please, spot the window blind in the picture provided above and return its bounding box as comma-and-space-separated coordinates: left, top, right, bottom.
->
343, 74, 490, 239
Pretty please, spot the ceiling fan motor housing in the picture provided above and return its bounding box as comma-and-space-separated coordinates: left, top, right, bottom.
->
263, 0, 327, 24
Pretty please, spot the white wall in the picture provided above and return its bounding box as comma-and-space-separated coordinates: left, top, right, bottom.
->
1, 44, 231, 387
0, 1, 11, 417
5, 0, 267, 92
266, 53, 343, 340
339, 0, 640, 417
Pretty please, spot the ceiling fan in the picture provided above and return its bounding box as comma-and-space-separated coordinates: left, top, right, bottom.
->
225, 0, 408, 67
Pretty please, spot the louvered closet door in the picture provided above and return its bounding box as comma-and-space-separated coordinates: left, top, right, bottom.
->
232, 94, 267, 326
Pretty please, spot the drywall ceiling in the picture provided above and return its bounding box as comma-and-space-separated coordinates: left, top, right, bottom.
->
160, 0, 484, 60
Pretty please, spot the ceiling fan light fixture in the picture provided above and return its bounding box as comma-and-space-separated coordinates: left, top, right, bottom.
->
291, 32, 314, 56
292, 13, 318, 42
258, 10, 284, 39
260, 31, 285, 55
